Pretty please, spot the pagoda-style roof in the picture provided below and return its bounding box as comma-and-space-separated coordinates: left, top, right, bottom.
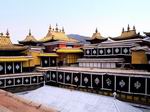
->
19, 29, 38, 45
110, 25, 143, 41
0, 31, 27, 51
86, 28, 108, 44
39, 24, 78, 43
143, 32, 150, 37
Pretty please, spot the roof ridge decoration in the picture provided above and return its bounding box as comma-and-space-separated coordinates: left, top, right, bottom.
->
22, 29, 37, 42
110, 24, 142, 41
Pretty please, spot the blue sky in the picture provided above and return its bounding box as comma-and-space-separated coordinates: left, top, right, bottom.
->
0, 0, 150, 43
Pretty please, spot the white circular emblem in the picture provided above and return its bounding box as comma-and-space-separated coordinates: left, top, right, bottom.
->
25, 79, 29, 83
0, 65, 3, 71
123, 48, 128, 54
99, 49, 103, 54
44, 60, 48, 64
0, 81, 3, 85
134, 81, 141, 89
66, 75, 70, 81
106, 78, 111, 86
59, 74, 62, 80
115, 48, 119, 53
107, 49, 111, 54
95, 78, 100, 85
17, 79, 21, 83
7, 65, 12, 70
93, 50, 96, 54
52, 60, 55, 64
8, 80, 12, 84
74, 76, 79, 82
119, 80, 125, 88
16, 64, 20, 70
84, 77, 88, 84
52, 73, 56, 78
86, 50, 90, 54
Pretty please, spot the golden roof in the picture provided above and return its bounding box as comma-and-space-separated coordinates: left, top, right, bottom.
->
56, 48, 83, 53
91, 28, 106, 40
20, 29, 37, 42
110, 25, 142, 40
40, 24, 78, 43
0, 31, 27, 51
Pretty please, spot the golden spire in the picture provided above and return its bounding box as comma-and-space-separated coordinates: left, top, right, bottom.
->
122, 27, 124, 33
6, 29, 9, 37
95, 28, 98, 33
55, 23, 58, 32
29, 29, 31, 36
133, 25, 136, 31
127, 24, 130, 31
62, 27, 65, 33
49, 24, 52, 32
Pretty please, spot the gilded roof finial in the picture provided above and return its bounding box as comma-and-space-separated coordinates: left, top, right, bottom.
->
29, 29, 31, 36
55, 23, 58, 32
62, 27, 65, 33
95, 28, 98, 33
122, 27, 124, 33
6, 29, 9, 36
133, 25, 136, 31
127, 24, 130, 31
49, 24, 52, 31
0, 32, 3, 36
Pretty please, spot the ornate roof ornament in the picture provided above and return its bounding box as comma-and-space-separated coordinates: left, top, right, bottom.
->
95, 28, 98, 33
127, 24, 130, 31
29, 29, 31, 36
6, 29, 9, 37
122, 27, 124, 33
133, 25, 136, 31
55, 23, 58, 32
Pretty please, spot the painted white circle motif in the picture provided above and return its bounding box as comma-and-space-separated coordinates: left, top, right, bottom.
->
17, 79, 21, 83
0, 65, 3, 71
119, 80, 125, 88
93, 50, 96, 54
123, 48, 128, 54
44, 60, 48, 64
52, 74, 56, 78
84, 77, 88, 84
16, 64, 20, 70
33, 78, 36, 82
52, 60, 55, 64
134, 81, 141, 89
107, 49, 111, 54
47, 74, 50, 78
40, 77, 43, 81
0, 81, 3, 85
115, 48, 119, 53
95, 78, 100, 85
86, 50, 90, 54
99, 49, 103, 54
66, 75, 70, 81
106, 78, 111, 86
8, 80, 12, 84
59, 74, 62, 80
74, 76, 79, 82
25, 79, 29, 83
7, 65, 12, 70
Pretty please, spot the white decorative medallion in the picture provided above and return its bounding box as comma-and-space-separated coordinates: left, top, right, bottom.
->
8, 80, 12, 84
106, 78, 111, 86
16, 64, 20, 70
95, 78, 100, 85
134, 81, 141, 89
99, 49, 103, 54
107, 49, 111, 54
59, 74, 62, 80
86, 50, 90, 54
0, 65, 3, 71
119, 80, 125, 88
66, 75, 70, 81
52, 73, 56, 78
123, 48, 128, 54
0, 81, 3, 85
74, 76, 79, 82
44, 60, 48, 64
84, 77, 88, 84
115, 48, 119, 53
93, 50, 96, 54
7, 65, 12, 70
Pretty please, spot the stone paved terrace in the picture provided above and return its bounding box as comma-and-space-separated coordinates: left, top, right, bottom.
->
0, 89, 57, 112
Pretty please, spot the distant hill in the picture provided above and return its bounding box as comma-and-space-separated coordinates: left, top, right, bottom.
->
67, 34, 90, 44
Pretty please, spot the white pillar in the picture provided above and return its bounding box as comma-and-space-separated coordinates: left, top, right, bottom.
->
114, 75, 116, 91
128, 77, 131, 93
145, 78, 147, 95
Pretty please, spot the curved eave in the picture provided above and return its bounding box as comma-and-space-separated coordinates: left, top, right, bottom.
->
19, 41, 38, 44
109, 35, 143, 41
86, 38, 108, 41
38, 53, 58, 57
0, 56, 32, 62
0, 46, 28, 51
